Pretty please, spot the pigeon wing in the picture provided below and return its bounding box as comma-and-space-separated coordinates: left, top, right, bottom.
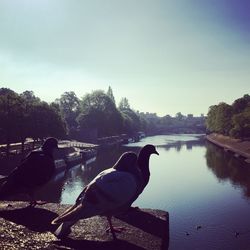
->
52, 168, 137, 224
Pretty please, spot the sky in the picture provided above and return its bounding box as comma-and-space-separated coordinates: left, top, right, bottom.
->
0, 0, 249, 117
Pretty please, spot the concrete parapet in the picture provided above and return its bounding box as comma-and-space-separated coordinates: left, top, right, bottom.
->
0, 201, 169, 250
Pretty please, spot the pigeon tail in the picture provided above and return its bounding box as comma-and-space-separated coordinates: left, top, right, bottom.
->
52, 202, 100, 225
54, 221, 75, 239
52, 203, 84, 224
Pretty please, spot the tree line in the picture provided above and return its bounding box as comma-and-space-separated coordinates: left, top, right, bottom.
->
56, 87, 147, 141
0, 87, 148, 150
0, 86, 207, 155
55, 87, 206, 139
0, 88, 67, 155
206, 94, 250, 139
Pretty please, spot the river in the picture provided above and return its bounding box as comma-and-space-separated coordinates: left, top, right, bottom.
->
36, 134, 250, 249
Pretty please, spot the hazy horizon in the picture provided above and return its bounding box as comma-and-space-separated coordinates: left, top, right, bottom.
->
1, 0, 249, 117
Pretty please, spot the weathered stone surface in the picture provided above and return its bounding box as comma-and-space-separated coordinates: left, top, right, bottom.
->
0, 201, 169, 250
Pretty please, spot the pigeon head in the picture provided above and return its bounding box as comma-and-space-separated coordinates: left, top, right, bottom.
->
140, 144, 159, 156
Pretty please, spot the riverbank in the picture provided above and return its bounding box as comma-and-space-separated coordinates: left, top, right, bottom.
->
206, 133, 250, 163
0, 140, 98, 176
0, 201, 169, 250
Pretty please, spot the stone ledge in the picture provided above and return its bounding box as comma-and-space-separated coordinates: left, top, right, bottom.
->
0, 201, 169, 250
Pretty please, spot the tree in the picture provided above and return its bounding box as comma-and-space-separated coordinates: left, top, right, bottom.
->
215, 102, 233, 135
206, 105, 218, 133
206, 103, 233, 135
120, 109, 141, 134
119, 97, 130, 110
56, 91, 80, 132
18, 91, 41, 152
78, 90, 123, 137
232, 94, 250, 113
118, 98, 142, 134
0, 88, 25, 156
206, 94, 250, 138
107, 86, 115, 105
175, 112, 184, 120
29, 102, 67, 140
20, 90, 41, 104
230, 106, 250, 138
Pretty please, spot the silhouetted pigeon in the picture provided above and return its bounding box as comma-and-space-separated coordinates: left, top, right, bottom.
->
0, 137, 59, 206
134, 144, 159, 199
52, 144, 159, 239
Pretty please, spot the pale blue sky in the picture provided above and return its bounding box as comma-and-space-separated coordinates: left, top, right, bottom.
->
0, 0, 249, 116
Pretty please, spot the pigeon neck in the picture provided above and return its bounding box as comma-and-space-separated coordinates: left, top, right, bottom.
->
137, 153, 151, 184
42, 148, 53, 158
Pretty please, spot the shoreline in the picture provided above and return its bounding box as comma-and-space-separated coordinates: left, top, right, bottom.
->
206, 133, 250, 163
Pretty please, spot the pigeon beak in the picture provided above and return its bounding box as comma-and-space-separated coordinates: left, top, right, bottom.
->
154, 149, 159, 155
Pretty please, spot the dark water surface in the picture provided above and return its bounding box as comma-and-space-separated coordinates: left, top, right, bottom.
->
36, 134, 250, 249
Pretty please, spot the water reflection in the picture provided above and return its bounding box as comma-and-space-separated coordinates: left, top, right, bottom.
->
205, 142, 250, 197
157, 137, 205, 152
34, 135, 250, 206
35, 135, 207, 203
31, 134, 250, 249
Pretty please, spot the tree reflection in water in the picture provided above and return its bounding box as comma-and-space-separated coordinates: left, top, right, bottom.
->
205, 142, 250, 197
157, 137, 205, 152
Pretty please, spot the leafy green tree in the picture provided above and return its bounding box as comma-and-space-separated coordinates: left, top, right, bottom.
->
230, 94, 250, 138
107, 86, 115, 105
206, 105, 216, 133
137, 112, 148, 132
56, 91, 80, 131
215, 102, 233, 135
120, 109, 141, 134
48, 103, 68, 138
29, 102, 67, 140
175, 112, 184, 120
19, 91, 41, 152
0, 88, 25, 156
119, 97, 130, 110
78, 90, 123, 137
232, 94, 250, 113
20, 90, 41, 104
230, 106, 250, 138
160, 115, 172, 126
206, 94, 249, 138
118, 98, 142, 134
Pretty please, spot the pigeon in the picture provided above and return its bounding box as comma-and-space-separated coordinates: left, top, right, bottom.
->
135, 144, 159, 197
0, 137, 59, 206
52, 144, 159, 239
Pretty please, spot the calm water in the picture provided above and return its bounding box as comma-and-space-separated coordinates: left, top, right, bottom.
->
36, 134, 250, 250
